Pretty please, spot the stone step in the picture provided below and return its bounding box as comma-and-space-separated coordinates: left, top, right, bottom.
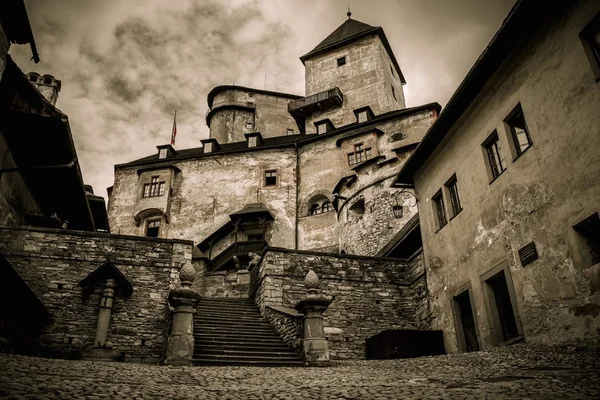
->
192, 353, 301, 362
194, 342, 292, 352
196, 305, 261, 313
192, 358, 304, 367
194, 336, 288, 346
196, 348, 298, 358
194, 329, 282, 338
194, 313, 265, 321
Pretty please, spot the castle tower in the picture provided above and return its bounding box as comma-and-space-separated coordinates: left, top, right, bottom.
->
26, 72, 61, 105
290, 13, 407, 133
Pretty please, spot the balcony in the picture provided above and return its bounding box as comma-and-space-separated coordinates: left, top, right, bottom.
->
288, 87, 343, 118
209, 240, 268, 271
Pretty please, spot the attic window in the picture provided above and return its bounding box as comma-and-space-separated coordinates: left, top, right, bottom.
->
29, 75, 38, 82
315, 119, 333, 135
204, 142, 213, 153
286, 128, 294, 135
248, 136, 257, 148
43, 77, 52, 84
337, 56, 346, 67
158, 148, 168, 159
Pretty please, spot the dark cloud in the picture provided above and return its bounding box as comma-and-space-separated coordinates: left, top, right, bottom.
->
9, 0, 515, 201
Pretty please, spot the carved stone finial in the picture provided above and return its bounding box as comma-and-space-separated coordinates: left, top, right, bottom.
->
305, 269, 319, 289
179, 262, 196, 288
347, 5, 352, 19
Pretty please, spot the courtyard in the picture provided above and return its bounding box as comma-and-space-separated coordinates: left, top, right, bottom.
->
0, 343, 598, 399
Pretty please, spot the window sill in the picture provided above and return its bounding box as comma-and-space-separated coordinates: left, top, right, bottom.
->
435, 223, 447, 234
488, 170, 506, 185
512, 143, 533, 162
449, 208, 463, 221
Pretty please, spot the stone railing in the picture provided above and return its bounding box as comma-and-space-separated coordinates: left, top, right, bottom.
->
263, 305, 303, 351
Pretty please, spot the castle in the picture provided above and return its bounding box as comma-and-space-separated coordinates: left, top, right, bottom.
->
1, 0, 599, 364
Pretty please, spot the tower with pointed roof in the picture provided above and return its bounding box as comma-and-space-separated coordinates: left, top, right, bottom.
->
292, 13, 407, 134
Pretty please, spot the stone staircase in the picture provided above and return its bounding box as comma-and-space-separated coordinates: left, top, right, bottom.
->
193, 297, 303, 366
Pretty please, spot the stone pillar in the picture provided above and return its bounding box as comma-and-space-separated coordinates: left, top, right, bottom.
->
165, 262, 201, 366
94, 278, 115, 348
295, 269, 332, 366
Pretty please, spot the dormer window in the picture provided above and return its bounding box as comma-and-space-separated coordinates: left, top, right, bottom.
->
286, 128, 294, 135
354, 107, 374, 123
158, 148, 167, 159
315, 119, 334, 135
245, 132, 263, 148
200, 139, 219, 153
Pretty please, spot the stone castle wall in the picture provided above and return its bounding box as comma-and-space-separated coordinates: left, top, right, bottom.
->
0, 226, 193, 363
252, 248, 429, 359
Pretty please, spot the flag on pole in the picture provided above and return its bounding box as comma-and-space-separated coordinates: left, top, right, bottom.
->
170, 110, 177, 146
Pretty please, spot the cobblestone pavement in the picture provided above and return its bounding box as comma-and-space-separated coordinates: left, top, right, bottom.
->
0, 343, 599, 399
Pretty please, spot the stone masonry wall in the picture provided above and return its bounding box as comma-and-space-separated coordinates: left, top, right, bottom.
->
0, 226, 194, 364
253, 248, 427, 359
202, 270, 250, 298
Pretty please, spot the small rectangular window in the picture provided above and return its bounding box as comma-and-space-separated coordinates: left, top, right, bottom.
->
337, 56, 346, 67
248, 136, 257, 148
286, 128, 294, 135
445, 176, 462, 217
347, 143, 372, 166
357, 110, 368, 123
433, 191, 447, 230
245, 121, 254, 130
347, 153, 355, 165
265, 170, 277, 186
158, 148, 167, 159
391, 85, 397, 101
146, 220, 160, 237
483, 132, 506, 181
505, 104, 532, 157
316, 122, 328, 135
204, 142, 213, 153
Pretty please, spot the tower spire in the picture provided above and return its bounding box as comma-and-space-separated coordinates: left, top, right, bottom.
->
347, 5, 351, 19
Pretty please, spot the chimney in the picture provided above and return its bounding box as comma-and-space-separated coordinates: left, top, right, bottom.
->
26, 72, 61, 105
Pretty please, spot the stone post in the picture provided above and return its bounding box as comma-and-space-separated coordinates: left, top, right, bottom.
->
295, 269, 332, 366
165, 262, 201, 366
94, 278, 116, 348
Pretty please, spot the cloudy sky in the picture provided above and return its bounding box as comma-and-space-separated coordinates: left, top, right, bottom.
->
10, 0, 515, 200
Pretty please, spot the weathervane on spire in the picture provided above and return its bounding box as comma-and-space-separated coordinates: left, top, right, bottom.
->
347, 5, 352, 19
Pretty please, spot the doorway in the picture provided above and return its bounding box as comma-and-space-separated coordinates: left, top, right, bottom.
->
453, 289, 479, 352
484, 268, 521, 344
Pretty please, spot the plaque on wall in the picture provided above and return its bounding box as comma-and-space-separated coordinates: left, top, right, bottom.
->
518, 241, 538, 266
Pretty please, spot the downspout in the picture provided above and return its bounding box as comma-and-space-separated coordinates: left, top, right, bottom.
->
294, 143, 300, 250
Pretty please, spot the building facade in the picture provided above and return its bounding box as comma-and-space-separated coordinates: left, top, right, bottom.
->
107, 16, 440, 269
395, 0, 600, 353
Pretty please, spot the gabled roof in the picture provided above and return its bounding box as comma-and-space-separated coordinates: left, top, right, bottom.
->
393, 0, 558, 186
79, 259, 133, 297
300, 18, 406, 84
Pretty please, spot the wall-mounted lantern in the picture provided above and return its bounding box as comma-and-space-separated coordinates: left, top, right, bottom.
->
392, 189, 418, 219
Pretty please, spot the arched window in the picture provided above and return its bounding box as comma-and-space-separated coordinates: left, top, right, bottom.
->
43, 77, 53, 84
29, 75, 38, 82
307, 195, 333, 216
309, 203, 321, 216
